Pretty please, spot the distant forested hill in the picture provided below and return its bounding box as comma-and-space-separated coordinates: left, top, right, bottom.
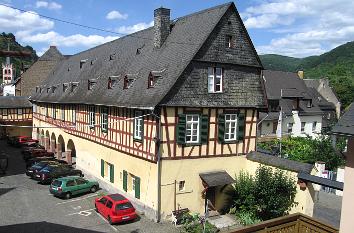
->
260, 41, 354, 108
0, 32, 38, 80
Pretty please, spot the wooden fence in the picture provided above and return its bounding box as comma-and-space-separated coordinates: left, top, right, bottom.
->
225, 213, 339, 233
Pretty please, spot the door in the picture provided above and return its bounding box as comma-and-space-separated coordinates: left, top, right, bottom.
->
65, 179, 78, 195
206, 187, 216, 211
105, 200, 113, 218
97, 197, 107, 215
75, 178, 89, 194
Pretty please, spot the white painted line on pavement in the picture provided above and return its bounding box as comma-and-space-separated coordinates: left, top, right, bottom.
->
67, 208, 95, 216
56, 194, 98, 205
94, 211, 118, 232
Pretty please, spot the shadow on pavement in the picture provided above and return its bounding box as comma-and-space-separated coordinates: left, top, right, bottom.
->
0, 140, 27, 178
0, 221, 103, 233
0, 187, 15, 197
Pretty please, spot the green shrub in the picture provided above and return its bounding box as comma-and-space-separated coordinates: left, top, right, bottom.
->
236, 211, 261, 226
230, 166, 297, 223
181, 213, 218, 233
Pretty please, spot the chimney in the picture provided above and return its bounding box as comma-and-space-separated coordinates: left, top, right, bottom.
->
154, 7, 170, 49
297, 70, 304, 79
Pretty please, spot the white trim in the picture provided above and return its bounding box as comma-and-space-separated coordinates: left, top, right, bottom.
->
224, 114, 237, 141
185, 114, 200, 143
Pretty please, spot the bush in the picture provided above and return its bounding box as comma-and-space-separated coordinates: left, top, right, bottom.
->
258, 136, 345, 170
181, 213, 218, 233
230, 166, 297, 223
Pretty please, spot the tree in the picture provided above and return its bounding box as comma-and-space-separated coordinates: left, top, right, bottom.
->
229, 166, 297, 224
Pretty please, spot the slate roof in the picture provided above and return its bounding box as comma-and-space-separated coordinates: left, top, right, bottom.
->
247, 151, 314, 174
298, 172, 343, 191
20, 46, 65, 97
0, 96, 32, 109
331, 102, 354, 137
199, 170, 235, 187
29, 2, 265, 109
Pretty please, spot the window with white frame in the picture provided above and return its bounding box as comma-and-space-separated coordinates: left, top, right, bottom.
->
179, 181, 185, 192
224, 114, 237, 141
134, 111, 143, 140
17, 108, 23, 115
89, 105, 95, 128
52, 105, 56, 119
208, 67, 223, 93
185, 114, 199, 143
132, 176, 136, 191
72, 105, 76, 124
101, 107, 108, 132
301, 122, 306, 133
61, 105, 65, 121
312, 121, 317, 132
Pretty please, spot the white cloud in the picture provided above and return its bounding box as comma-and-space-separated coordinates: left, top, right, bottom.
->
243, 0, 354, 57
0, 5, 54, 33
36, 1, 62, 10
17, 31, 118, 48
116, 21, 153, 35
106, 10, 128, 20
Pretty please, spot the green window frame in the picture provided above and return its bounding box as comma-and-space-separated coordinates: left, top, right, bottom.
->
123, 170, 127, 192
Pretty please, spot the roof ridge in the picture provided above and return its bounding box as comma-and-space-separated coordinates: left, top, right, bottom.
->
175, 2, 233, 21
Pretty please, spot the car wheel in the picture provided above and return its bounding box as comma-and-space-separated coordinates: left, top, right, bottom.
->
108, 216, 113, 225
90, 185, 97, 193
64, 192, 71, 199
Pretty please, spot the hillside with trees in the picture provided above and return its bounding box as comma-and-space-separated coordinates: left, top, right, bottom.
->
0, 32, 38, 80
260, 41, 354, 108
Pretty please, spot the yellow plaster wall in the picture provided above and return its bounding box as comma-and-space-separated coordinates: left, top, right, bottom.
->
33, 118, 159, 212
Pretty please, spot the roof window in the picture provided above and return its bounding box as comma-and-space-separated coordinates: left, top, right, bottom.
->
63, 83, 69, 92
71, 82, 79, 92
108, 76, 119, 89
148, 69, 165, 88
51, 86, 57, 93
47, 87, 50, 93
109, 54, 116, 61
36, 86, 39, 93
123, 74, 137, 89
88, 79, 97, 90
80, 59, 88, 69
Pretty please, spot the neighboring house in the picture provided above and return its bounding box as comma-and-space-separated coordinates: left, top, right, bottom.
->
0, 96, 33, 137
331, 102, 354, 233
304, 78, 341, 119
3, 82, 15, 96
259, 70, 336, 140
17, 46, 65, 97
30, 3, 269, 220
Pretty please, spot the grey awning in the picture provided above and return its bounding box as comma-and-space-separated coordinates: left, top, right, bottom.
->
298, 172, 344, 191
199, 171, 235, 187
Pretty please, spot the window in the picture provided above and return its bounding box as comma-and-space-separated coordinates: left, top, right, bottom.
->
80, 59, 87, 69
106, 200, 113, 209
186, 114, 200, 143
132, 177, 136, 191
17, 108, 23, 115
99, 197, 107, 205
71, 82, 79, 92
33, 104, 37, 113
108, 77, 117, 89
208, 67, 223, 93
51, 86, 56, 93
327, 112, 331, 120
134, 111, 143, 140
46, 105, 49, 117
72, 105, 76, 123
307, 100, 312, 108
301, 122, 306, 133
66, 180, 76, 187
312, 121, 317, 132
226, 35, 234, 48
178, 181, 185, 192
292, 99, 298, 110
61, 105, 65, 121
88, 80, 96, 90
224, 114, 237, 141
63, 83, 68, 92
287, 123, 293, 134
89, 105, 95, 128
101, 107, 109, 132
2, 109, 7, 116
124, 76, 134, 89
52, 105, 56, 119
76, 178, 87, 185
148, 74, 155, 88
116, 202, 133, 211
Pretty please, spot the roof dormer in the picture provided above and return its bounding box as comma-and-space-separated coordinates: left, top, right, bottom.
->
124, 74, 137, 89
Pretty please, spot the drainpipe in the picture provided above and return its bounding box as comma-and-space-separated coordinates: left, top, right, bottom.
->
151, 109, 162, 222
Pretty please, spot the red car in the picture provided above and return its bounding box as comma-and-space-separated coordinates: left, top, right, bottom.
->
95, 194, 137, 224
23, 150, 54, 161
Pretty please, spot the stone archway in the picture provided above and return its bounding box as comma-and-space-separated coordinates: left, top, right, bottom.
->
57, 135, 65, 161
45, 131, 50, 150
66, 139, 76, 165
36, 128, 40, 141
50, 132, 57, 157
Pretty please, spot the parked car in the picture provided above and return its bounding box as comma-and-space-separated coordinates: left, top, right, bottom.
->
26, 161, 64, 177
95, 194, 138, 224
49, 176, 99, 199
13, 136, 39, 147
33, 165, 83, 184
23, 150, 54, 161
22, 145, 45, 155
25, 157, 66, 169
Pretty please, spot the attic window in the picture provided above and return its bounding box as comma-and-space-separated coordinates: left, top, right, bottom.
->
63, 83, 69, 92
108, 76, 118, 89
307, 100, 312, 108
124, 75, 135, 89
90, 59, 96, 65
88, 79, 97, 90
47, 87, 50, 93
226, 35, 234, 48
67, 67, 70, 72
109, 54, 116, 61
51, 86, 57, 93
71, 82, 79, 92
227, 21, 232, 25
40, 87, 43, 93
36, 86, 39, 93
80, 59, 88, 69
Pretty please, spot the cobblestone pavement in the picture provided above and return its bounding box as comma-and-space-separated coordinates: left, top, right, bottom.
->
0, 140, 179, 233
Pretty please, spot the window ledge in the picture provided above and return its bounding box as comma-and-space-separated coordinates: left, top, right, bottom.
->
133, 138, 143, 143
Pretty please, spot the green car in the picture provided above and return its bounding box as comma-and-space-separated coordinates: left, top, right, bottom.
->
49, 176, 99, 199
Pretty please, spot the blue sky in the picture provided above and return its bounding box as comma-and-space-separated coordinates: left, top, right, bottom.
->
0, 0, 353, 57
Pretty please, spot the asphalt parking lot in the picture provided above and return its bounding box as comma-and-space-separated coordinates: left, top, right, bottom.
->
0, 140, 179, 233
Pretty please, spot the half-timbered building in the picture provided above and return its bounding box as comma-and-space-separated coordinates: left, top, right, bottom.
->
30, 2, 268, 220
0, 96, 33, 137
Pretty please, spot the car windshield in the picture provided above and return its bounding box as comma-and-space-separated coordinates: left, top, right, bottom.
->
32, 162, 45, 169
51, 180, 62, 187
116, 202, 133, 211
40, 166, 53, 172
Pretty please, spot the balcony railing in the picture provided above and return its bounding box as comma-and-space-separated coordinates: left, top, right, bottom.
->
225, 213, 338, 233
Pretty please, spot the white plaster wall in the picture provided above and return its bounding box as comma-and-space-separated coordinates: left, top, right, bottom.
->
3, 84, 15, 96
282, 112, 322, 139
260, 120, 276, 136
